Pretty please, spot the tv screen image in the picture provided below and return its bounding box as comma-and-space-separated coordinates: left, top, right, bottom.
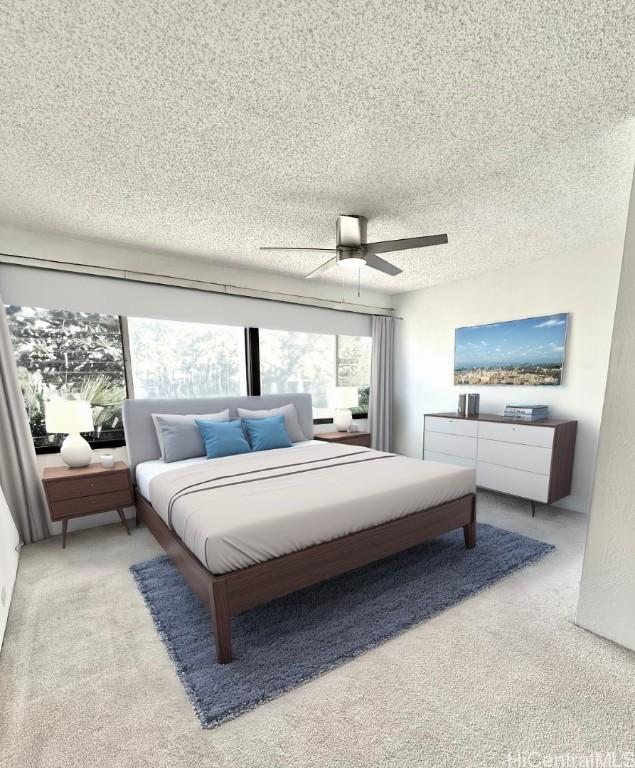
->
454, 313, 568, 386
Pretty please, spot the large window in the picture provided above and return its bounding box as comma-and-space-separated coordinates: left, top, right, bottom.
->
6, 306, 372, 451
127, 318, 247, 398
5, 306, 127, 449
259, 329, 371, 419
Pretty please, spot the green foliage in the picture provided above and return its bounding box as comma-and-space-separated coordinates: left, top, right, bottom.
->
6, 306, 126, 446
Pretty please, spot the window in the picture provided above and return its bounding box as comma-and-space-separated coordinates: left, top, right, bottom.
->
7, 304, 372, 452
336, 335, 372, 415
259, 329, 371, 419
5, 306, 127, 449
127, 317, 247, 398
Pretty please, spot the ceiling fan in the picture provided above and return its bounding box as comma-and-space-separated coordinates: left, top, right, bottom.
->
260, 215, 448, 279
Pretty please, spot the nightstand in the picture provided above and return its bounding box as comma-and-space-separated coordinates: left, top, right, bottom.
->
314, 431, 372, 448
42, 461, 134, 548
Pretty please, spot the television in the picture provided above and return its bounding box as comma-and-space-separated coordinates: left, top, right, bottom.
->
454, 313, 568, 385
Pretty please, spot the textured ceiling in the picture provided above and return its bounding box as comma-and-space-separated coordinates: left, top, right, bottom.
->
0, 1, 633, 294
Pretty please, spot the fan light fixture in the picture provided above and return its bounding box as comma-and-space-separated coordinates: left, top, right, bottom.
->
260, 215, 448, 280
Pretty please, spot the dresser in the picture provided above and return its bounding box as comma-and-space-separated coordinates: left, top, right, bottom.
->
423, 413, 577, 514
42, 461, 134, 548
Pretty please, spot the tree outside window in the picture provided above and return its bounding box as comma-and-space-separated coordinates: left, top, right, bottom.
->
5, 306, 126, 448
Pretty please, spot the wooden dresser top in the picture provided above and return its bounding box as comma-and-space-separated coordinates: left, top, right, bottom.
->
425, 412, 575, 428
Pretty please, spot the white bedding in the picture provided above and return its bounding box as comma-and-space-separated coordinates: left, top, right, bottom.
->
140, 441, 476, 574
141, 442, 476, 574
135, 439, 322, 499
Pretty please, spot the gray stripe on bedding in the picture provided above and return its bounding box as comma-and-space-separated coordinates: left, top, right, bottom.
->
168, 453, 395, 528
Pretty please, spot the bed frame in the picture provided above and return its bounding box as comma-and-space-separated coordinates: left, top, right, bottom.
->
123, 394, 476, 664
134, 490, 476, 663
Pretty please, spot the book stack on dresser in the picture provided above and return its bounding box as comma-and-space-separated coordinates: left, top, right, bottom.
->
504, 405, 549, 422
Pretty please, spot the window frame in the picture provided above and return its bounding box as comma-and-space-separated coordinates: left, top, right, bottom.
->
26, 317, 369, 454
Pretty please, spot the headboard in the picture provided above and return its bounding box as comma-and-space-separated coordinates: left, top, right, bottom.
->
122, 393, 314, 475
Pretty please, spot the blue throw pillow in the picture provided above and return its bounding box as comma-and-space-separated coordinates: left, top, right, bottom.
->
195, 419, 251, 459
242, 414, 292, 452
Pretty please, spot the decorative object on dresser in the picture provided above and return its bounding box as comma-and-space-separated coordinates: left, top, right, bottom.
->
42, 461, 134, 548
44, 399, 94, 467
328, 386, 359, 431
504, 405, 549, 422
314, 430, 372, 448
423, 413, 577, 516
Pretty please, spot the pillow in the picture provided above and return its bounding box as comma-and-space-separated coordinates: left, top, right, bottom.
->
152, 410, 230, 463
242, 414, 293, 452
195, 418, 251, 460
237, 403, 308, 442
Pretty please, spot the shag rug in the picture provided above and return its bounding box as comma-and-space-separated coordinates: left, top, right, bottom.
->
130, 522, 554, 728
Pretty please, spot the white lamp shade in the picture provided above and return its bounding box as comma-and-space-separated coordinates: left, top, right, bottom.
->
45, 399, 94, 434
328, 386, 359, 410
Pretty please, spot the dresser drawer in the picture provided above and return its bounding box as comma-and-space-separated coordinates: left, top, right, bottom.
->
424, 450, 476, 469
425, 416, 478, 438
478, 439, 552, 475
48, 488, 133, 521
476, 462, 550, 503
45, 470, 130, 502
477, 420, 554, 448
424, 431, 477, 460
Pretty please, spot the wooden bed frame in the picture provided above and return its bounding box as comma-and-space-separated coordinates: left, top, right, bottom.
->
134, 490, 477, 664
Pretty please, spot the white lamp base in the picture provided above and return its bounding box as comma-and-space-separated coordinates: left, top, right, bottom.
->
60, 433, 93, 468
333, 408, 353, 432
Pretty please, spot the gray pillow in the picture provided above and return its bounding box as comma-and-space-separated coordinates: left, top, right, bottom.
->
152, 410, 230, 463
237, 403, 308, 443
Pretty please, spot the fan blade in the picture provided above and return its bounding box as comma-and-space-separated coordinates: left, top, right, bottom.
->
365, 253, 402, 276
365, 233, 448, 255
305, 257, 337, 279
260, 247, 337, 253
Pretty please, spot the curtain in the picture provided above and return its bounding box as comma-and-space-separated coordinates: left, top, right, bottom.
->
369, 315, 394, 452
0, 299, 50, 543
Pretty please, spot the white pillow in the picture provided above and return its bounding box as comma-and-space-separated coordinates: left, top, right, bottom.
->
237, 403, 308, 443
152, 410, 230, 462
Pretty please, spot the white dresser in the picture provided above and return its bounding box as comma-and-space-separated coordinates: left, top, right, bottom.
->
423, 413, 577, 513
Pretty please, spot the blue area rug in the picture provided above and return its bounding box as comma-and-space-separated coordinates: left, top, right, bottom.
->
130, 523, 554, 728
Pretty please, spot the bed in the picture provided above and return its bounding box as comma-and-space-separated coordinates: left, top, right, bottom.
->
123, 394, 476, 663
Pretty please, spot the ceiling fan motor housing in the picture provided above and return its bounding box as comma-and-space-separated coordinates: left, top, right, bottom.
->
336, 215, 367, 264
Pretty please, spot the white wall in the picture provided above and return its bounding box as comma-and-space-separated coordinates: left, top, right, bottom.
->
0, 223, 393, 317
576, 175, 635, 650
393, 249, 622, 514
0, 484, 20, 651
0, 263, 374, 337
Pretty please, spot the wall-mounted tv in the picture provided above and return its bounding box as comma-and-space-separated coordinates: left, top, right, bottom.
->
454, 313, 568, 385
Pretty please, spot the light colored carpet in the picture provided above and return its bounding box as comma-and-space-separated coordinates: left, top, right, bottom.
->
1, 492, 633, 768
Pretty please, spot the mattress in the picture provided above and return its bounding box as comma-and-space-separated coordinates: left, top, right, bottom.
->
135, 439, 322, 500
144, 442, 476, 574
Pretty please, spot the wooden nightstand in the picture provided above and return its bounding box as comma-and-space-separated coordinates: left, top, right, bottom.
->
42, 461, 134, 548
314, 431, 372, 448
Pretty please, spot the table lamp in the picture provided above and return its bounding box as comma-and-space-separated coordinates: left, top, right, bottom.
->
329, 386, 359, 432
45, 399, 94, 468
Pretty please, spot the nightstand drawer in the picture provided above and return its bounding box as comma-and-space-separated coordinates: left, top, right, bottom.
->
341, 434, 372, 448
48, 488, 133, 521
46, 471, 130, 502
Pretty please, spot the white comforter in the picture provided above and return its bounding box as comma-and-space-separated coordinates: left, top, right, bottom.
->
144, 442, 475, 574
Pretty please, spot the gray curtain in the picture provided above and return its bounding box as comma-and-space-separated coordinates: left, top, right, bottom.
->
0, 300, 50, 543
368, 315, 395, 452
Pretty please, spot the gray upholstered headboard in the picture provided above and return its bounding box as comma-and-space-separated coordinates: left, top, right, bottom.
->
122, 393, 313, 475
